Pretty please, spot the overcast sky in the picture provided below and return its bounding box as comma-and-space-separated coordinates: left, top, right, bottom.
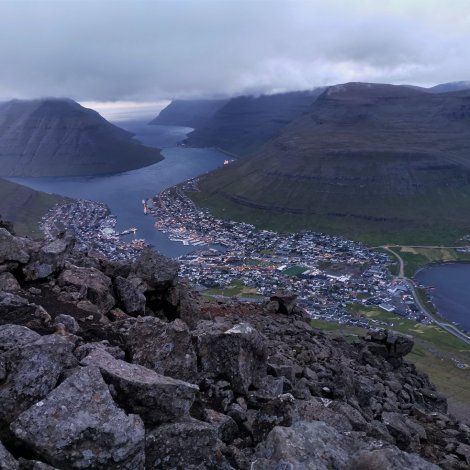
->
1, 0, 470, 106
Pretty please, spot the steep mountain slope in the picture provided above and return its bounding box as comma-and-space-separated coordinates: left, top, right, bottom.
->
0, 98, 162, 176
149, 98, 228, 128
186, 90, 324, 155
193, 83, 470, 245
0, 178, 64, 237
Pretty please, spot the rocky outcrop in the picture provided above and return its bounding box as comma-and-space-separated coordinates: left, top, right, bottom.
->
1, 226, 470, 469
11, 366, 145, 469
80, 349, 198, 425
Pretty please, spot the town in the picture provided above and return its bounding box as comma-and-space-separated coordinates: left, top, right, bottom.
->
147, 179, 430, 330
39, 185, 432, 331
40, 200, 146, 261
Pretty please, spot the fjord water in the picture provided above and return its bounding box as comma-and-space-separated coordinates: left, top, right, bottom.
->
415, 263, 470, 332
9, 122, 228, 257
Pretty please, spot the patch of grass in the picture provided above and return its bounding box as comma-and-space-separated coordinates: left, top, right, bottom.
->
282, 266, 309, 277
204, 279, 262, 299
396, 247, 470, 277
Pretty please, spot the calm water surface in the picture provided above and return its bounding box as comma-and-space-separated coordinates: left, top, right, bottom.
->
9, 123, 228, 257
415, 263, 470, 332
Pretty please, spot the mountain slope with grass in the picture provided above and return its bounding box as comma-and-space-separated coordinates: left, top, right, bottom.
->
0, 98, 162, 176
186, 90, 324, 156
192, 83, 470, 245
149, 98, 228, 128
0, 178, 64, 237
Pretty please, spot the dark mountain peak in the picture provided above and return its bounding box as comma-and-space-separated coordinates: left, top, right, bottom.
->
322, 82, 426, 101
430, 80, 470, 93
0, 98, 162, 176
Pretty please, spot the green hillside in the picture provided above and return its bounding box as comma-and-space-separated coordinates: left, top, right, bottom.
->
0, 178, 64, 237
191, 83, 470, 245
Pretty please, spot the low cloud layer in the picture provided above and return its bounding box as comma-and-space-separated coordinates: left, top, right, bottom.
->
1, 0, 470, 102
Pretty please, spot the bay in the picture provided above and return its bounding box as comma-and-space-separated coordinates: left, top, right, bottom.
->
9, 122, 228, 257
415, 263, 470, 332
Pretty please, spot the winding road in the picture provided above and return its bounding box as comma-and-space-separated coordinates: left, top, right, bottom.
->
381, 246, 470, 347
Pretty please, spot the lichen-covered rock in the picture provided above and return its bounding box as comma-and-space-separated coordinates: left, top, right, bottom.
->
127, 317, 197, 383
114, 276, 146, 316
0, 228, 30, 265
81, 349, 198, 424
253, 393, 298, 442
195, 322, 267, 394
134, 248, 179, 291
0, 440, 18, 469
23, 238, 73, 281
53, 314, 80, 335
145, 420, 228, 469
0, 325, 40, 354
58, 265, 115, 313
11, 366, 145, 469
203, 409, 239, 444
0, 292, 51, 330
0, 272, 21, 292
0, 334, 77, 436
252, 420, 439, 470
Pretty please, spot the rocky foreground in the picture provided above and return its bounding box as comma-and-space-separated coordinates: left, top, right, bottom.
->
1, 226, 470, 469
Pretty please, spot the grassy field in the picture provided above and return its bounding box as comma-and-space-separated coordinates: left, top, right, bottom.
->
388, 246, 470, 277
203, 279, 263, 300
282, 266, 309, 277
314, 305, 470, 420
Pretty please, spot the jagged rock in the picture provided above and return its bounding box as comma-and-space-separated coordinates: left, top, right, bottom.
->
253, 420, 439, 470
145, 420, 228, 469
382, 411, 422, 452
350, 447, 441, 470
0, 228, 30, 265
0, 292, 51, 330
269, 291, 297, 315
365, 329, 414, 364
127, 316, 197, 383
297, 398, 354, 432
114, 276, 146, 316
0, 334, 77, 436
195, 322, 267, 394
0, 325, 40, 353
330, 401, 369, 431
23, 238, 73, 281
0, 272, 20, 292
11, 366, 145, 469
0, 440, 18, 469
252, 420, 355, 469
73, 341, 125, 361
58, 265, 115, 313
53, 314, 80, 334
17, 460, 58, 470
134, 248, 179, 291
80, 349, 198, 424
253, 393, 298, 442
251, 375, 284, 401
203, 409, 239, 444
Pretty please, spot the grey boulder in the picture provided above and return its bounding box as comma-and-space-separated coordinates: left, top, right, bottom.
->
0, 334, 76, 435
127, 316, 197, 383
11, 366, 145, 470
81, 349, 198, 424
195, 322, 267, 394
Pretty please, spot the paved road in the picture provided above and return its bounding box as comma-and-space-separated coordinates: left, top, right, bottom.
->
378, 246, 470, 347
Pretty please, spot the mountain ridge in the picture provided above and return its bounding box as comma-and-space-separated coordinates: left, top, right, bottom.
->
0, 98, 163, 176
191, 82, 470, 245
